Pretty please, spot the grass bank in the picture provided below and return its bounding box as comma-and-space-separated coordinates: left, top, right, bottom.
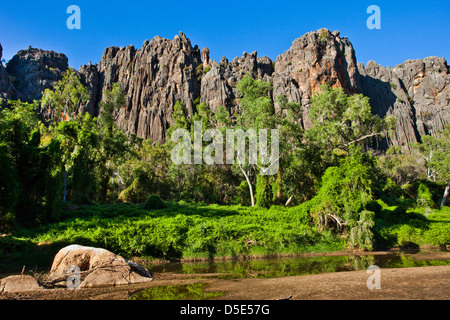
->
0, 202, 344, 272
0, 200, 449, 273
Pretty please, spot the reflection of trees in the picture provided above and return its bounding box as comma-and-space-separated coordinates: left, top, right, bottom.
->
130, 283, 223, 300
349, 255, 376, 270
150, 254, 450, 280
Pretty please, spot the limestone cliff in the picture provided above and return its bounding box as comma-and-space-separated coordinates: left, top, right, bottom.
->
358, 57, 450, 149
272, 29, 361, 130
5, 46, 68, 103
200, 50, 273, 114
1, 30, 448, 151
96, 32, 202, 143
0, 43, 21, 104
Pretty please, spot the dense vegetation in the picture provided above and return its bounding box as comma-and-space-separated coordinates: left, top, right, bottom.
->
0, 68, 449, 270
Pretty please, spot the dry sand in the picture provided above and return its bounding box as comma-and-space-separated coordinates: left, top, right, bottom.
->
1, 264, 448, 300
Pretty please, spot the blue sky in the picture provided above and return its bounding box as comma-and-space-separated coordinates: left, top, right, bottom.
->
1, 1, 449, 69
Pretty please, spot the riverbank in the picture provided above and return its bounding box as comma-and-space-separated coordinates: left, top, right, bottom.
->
1, 264, 449, 300
2, 202, 449, 275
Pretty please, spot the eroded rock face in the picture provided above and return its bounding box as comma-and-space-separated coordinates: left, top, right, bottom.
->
273, 29, 361, 129
97, 32, 203, 143
78, 62, 100, 117
358, 57, 450, 149
200, 51, 273, 113
1, 31, 448, 150
358, 61, 420, 150
0, 43, 22, 104
5, 46, 68, 103
394, 57, 450, 138
201, 47, 212, 70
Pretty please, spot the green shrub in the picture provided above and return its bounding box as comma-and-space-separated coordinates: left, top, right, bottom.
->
349, 210, 375, 251
236, 181, 251, 206
286, 203, 312, 225
424, 223, 450, 249
401, 183, 416, 198
396, 224, 422, 248
382, 178, 403, 199
306, 146, 376, 250
256, 175, 272, 208
144, 194, 166, 210
417, 182, 434, 208
319, 29, 329, 43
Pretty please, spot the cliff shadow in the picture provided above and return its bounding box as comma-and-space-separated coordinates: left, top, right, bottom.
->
359, 74, 401, 151
359, 74, 398, 118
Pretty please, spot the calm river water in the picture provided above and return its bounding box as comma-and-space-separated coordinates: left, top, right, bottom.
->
146, 251, 450, 279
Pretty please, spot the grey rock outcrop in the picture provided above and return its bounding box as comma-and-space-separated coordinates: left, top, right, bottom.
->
0, 30, 448, 151
200, 50, 273, 113
0, 43, 9, 96
5, 46, 68, 103
358, 57, 450, 150
394, 57, 450, 138
358, 61, 419, 149
0, 43, 21, 104
272, 29, 361, 129
78, 62, 100, 117
201, 47, 212, 70
97, 32, 202, 143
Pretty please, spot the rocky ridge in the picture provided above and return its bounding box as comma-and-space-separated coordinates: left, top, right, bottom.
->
272, 29, 361, 130
1, 29, 449, 149
358, 57, 450, 149
5, 46, 68, 103
0, 43, 22, 104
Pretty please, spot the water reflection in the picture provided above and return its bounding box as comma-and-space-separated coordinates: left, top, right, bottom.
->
129, 283, 224, 300
147, 253, 450, 279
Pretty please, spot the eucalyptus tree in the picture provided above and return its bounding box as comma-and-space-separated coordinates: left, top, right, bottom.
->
305, 84, 395, 171
41, 68, 89, 202
234, 75, 278, 207
96, 83, 131, 201
41, 68, 89, 122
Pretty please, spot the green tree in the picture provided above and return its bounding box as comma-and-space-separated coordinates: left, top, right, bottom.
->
97, 83, 131, 201
191, 102, 213, 131
214, 105, 232, 129
308, 146, 376, 250
0, 100, 63, 229
41, 68, 89, 122
416, 124, 450, 208
306, 85, 395, 167
376, 146, 425, 186
41, 68, 90, 202
169, 101, 190, 135
0, 142, 18, 231
166, 100, 226, 203
274, 95, 306, 205
234, 75, 277, 207
55, 114, 99, 204
119, 139, 172, 203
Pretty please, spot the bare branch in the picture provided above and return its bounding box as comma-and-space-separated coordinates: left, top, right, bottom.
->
344, 132, 383, 147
